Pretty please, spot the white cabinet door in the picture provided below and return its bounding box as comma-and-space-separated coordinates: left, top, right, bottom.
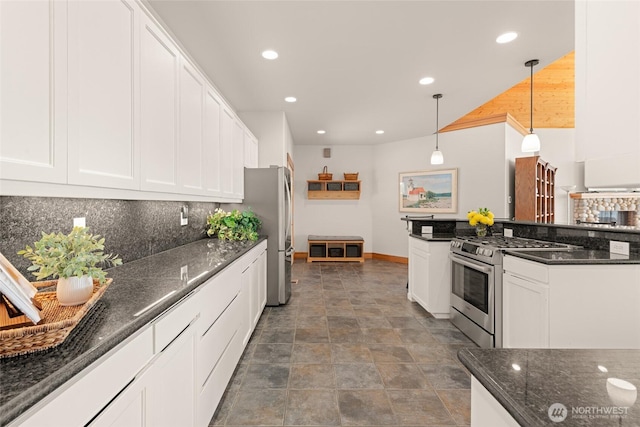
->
147, 324, 197, 427
232, 119, 245, 199
67, 0, 140, 190
502, 272, 549, 348
178, 59, 205, 194
0, 0, 67, 183
256, 248, 267, 321
220, 108, 235, 197
408, 237, 430, 310
241, 260, 255, 347
203, 86, 222, 196
140, 15, 179, 193
89, 375, 147, 427
244, 130, 259, 168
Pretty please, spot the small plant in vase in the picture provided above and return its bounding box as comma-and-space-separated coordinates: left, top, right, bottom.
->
18, 227, 122, 306
467, 208, 494, 237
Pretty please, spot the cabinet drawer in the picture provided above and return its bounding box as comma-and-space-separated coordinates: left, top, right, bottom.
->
18, 327, 153, 427
503, 254, 549, 283
198, 262, 241, 334
197, 294, 241, 387
153, 292, 199, 353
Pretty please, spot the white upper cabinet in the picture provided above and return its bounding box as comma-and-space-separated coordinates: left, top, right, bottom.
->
140, 15, 179, 193
244, 130, 259, 168
232, 119, 245, 199
177, 59, 205, 194
0, 0, 67, 183
67, 0, 140, 190
220, 108, 235, 197
203, 86, 222, 196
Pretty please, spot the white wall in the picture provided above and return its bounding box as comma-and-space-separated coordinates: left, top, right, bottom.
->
371, 123, 513, 258
293, 145, 374, 253
292, 125, 578, 259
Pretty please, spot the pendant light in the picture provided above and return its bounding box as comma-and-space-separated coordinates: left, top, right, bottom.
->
522, 59, 541, 152
430, 94, 444, 165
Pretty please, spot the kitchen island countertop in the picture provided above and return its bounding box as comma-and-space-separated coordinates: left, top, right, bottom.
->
459, 347, 640, 426
504, 248, 640, 264
0, 237, 266, 426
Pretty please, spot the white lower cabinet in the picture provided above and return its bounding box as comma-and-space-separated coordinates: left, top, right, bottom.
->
503, 254, 640, 349
407, 236, 451, 318
471, 377, 519, 427
13, 243, 267, 427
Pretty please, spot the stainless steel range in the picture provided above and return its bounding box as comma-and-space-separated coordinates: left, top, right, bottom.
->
449, 235, 577, 348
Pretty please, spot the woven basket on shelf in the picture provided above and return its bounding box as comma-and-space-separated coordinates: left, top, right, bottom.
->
318, 166, 333, 180
0, 278, 111, 358
343, 172, 359, 180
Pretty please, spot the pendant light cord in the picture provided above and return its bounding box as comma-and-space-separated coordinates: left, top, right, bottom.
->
435, 96, 439, 149
529, 62, 534, 134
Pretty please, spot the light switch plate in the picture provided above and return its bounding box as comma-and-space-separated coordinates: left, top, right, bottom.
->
610, 241, 630, 256
421, 226, 433, 235
503, 228, 513, 237
73, 217, 86, 228
180, 205, 188, 226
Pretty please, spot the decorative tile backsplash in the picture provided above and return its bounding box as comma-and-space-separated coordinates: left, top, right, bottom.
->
0, 196, 218, 277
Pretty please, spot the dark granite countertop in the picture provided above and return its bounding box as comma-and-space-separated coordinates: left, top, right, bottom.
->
410, 233, 455, 242
459, 348, 640, 426
0, 237, 266, 426
504, 249, 640, 265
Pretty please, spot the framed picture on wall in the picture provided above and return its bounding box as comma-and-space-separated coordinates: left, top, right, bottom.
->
399, 169, 458, 213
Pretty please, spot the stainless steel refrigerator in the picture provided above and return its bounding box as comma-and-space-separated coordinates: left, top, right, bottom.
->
243, 166, 292, 305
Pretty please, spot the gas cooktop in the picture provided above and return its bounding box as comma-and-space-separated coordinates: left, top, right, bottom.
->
454, 235, 577, 250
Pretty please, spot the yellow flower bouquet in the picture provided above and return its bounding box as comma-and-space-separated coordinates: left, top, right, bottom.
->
467, 208, 494, 236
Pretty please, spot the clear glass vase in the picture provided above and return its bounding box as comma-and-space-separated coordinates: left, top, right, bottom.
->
475, 224, 488, 237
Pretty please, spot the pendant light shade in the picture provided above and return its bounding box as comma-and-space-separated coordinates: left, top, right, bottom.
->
430, 94, 444, 165
522, 59, 540, 153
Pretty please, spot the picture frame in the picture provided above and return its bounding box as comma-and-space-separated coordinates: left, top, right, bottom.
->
399, 168, 458, 213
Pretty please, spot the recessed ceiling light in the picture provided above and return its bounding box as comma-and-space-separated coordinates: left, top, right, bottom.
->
317, 130, 326, 134
284, 97, 297, 103
261, 50, 278, 60
375, 130, 384, 135
496, 32, 518, 44
419, 77, 435, 85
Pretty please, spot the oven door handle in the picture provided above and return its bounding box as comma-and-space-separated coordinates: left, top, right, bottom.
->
449, 253, 493, 273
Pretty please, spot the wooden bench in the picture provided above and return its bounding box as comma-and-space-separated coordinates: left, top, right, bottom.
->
307, 235, 365, 263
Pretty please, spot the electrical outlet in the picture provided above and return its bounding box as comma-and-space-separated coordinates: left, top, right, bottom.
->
73, 217, 86, 228
610, 241, 630, 256
421, 226, 433, 235
504, 228, 513, 237
180, 205, 188, 226
180, 265, 188, 281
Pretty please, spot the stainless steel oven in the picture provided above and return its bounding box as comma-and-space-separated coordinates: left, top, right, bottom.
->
449, 235, 578, 349
449, 252, 499, 348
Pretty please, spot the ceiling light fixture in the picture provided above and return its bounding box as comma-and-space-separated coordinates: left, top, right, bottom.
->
261, 50, 278, 60
496, 32, 518, 44
284, 96, 297, 103
375, 130, 384, 134
522, 59, 541, 153
430, 94, 444, 165
317, 130, 326, 134
419, 77, 435, 85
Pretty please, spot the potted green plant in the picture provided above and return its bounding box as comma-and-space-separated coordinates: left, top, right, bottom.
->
18, 227, 122, 306
206, 208, 262, 241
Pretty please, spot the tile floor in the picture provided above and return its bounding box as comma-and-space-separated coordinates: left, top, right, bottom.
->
210, 259, 476, 426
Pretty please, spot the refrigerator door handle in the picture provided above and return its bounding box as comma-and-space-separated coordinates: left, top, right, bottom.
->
285, 247, 295, 256
284, 172, 292, 244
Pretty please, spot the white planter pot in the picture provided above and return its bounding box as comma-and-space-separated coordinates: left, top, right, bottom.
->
57, 275, 94, 306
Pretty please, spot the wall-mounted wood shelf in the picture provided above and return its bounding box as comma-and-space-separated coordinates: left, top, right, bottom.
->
307, 180, 361, 200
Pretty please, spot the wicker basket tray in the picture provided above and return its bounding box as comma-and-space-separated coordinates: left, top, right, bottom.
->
318, 166, 333, 180
0, 278, 111, 358
343, 172, 359, 180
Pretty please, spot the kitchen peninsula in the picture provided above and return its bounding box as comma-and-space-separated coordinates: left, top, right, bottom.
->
0, 238, 267, 427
